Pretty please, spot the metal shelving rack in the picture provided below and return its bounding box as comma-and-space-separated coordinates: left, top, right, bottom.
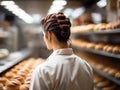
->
0, 49, 31, 74
72, 29, 120, 35
73, 46, 120, 59
93, 67, 120, 86
72, 28, 120, 89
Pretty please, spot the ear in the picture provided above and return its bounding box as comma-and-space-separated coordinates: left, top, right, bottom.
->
46, 31, 51, 41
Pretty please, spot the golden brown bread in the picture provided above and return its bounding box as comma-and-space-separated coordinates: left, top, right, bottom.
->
5, 80, 21, 90
97, 80, 110, 87
94, 43, 104, 50
86, 43, 96, 49
4, 72, 15, 80
13, 76, 24, 84
96, 64, 104, 70
112, 46, 120, 54
106, 22, 114, 30
107, 69, 118, 76
103, 67, 112, 73
103, 45, 110, 52
85, 24, 96, 31
94, 23, 107, 30
115, 72, 120, 79
20, 84, 29, 90
105, 46, 113, 53
0, 83, 3, 90
0, 77, 8, 85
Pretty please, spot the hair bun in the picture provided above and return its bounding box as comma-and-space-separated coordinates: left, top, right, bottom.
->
41, 12, 71, 42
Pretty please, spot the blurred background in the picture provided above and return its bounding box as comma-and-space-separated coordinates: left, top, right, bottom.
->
0, 0, 120, 90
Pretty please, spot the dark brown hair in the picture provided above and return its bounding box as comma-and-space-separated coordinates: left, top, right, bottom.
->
41, 12, 71, 42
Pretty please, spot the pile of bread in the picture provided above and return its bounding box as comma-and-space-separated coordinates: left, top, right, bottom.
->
77, 52, 120, 80
0, 58, 45, 90
71, 20, 120, 33
76, 48, 120, 89
94, 74, 120, 90
90, 60, 120, 81
72, 39, 120, 54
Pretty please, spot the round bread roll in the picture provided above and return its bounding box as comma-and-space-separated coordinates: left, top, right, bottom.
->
13, 76, 24, 84
86, 43, 96, 49
97, 80, 110, 87
17, 72, 26, 78
10, 69, 18, 74
112, 46, 120, 54
20, 84, 29, 90
14, 66, 21, 70
85, 24, 96, 31
105, 46, 113, 53
115, 72, 120, 79
0, 77, 8, 85
4, 72, 15, 80
103, 45, 110, 52
25, 76, 31, 82
5, 79, 21, 90
106, 22, 114, 30
99, 24, 107, 30
80, 41, 88, 48
24, 80, 31, 85
27, 73, 32, 77
103, 67, 112, 73
96, 64, 104, 70
107, 69, 118, 76
94, 23, 107, 31
94, 43, 105, 50
0, 83, 3, 90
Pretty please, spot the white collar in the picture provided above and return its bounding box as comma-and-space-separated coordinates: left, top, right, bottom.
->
48, 48, 73, 60
53, 48, 73, 55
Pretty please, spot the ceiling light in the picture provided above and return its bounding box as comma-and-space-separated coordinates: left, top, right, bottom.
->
48, 0, 67, 14
97, 0, 107, 8
1, 1, 15, 6
53, 0, 67, 6
5, 5, 19, 11
0, 0, 33, 24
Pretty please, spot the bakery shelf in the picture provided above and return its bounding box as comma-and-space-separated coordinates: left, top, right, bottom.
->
93, 67, 120, 86
73, 46, 120, 59
71, 29, 120, 35
0, 49, 31, 74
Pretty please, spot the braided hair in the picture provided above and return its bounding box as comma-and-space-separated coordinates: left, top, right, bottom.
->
41, 12, 71, 42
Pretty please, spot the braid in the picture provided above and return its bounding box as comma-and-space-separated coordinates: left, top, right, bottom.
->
41, 12, 71, 42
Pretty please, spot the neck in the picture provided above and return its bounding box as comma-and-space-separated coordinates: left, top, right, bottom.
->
53, 42, 69, 51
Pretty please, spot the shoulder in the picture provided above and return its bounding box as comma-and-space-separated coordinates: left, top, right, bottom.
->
74, 54, 93, 72
33, 61, 55, 77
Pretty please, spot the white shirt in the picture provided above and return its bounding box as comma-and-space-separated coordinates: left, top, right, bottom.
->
30, 48, 93, 90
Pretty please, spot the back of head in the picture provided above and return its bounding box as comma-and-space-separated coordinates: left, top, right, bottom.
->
41, 12, 71, 42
